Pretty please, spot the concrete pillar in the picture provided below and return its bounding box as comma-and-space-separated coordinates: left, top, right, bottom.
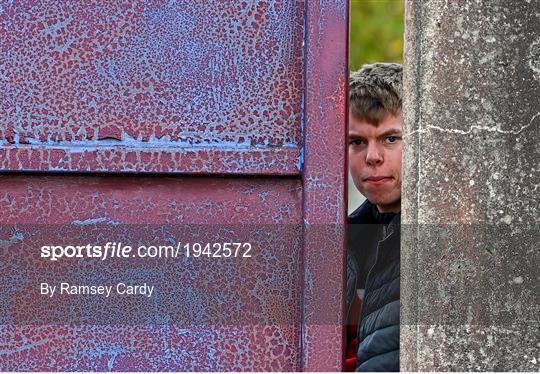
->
402, 0, 539, 371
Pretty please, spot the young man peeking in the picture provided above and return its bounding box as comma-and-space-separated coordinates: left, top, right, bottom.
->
346, 63, 402, 372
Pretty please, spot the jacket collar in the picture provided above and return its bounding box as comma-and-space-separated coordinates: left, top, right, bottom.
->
348, 199, 400, 225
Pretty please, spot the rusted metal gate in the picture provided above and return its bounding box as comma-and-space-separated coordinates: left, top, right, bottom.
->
0, 1, 347, 371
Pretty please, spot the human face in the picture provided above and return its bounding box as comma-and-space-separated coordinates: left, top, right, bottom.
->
348, 112, 403, 213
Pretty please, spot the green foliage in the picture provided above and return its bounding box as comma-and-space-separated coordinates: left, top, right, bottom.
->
349, 0, 404, 72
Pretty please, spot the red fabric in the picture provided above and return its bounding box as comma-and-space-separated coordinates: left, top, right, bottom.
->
344, 292, 362, 371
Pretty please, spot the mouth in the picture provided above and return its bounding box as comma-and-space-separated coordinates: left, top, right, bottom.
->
363, 176, 393, 184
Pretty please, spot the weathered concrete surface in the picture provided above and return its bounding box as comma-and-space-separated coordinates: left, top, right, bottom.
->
402, 0, 539, 371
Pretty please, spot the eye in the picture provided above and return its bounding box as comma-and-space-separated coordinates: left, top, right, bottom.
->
385, 136, 401, 143
349, 139, 365, 146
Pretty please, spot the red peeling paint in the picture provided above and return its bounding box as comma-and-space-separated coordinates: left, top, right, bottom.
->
0, 0, 347, 371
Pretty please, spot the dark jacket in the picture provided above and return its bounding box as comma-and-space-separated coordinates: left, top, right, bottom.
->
347, 200, 400, 372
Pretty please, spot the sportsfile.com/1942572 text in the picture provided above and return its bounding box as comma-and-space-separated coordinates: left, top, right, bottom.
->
40, 242, 252, 261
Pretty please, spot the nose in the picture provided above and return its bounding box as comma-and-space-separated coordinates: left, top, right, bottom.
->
365, 142, 383, 166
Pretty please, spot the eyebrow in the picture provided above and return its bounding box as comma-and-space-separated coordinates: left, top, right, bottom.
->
348, 133, 364, 140
377, 129, 402, 138
348, 129, 402, 140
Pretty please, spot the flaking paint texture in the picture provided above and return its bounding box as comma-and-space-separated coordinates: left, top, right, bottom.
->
0, 0, 304, 173
0, 176, 304, 371
301, 0, 348, 371
0, 0, 349, 370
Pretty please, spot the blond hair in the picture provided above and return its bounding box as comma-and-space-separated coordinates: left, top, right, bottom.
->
349, 63, 403, 125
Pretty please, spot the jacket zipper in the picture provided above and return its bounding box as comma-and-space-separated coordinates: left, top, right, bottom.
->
356, 223, 391, 345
